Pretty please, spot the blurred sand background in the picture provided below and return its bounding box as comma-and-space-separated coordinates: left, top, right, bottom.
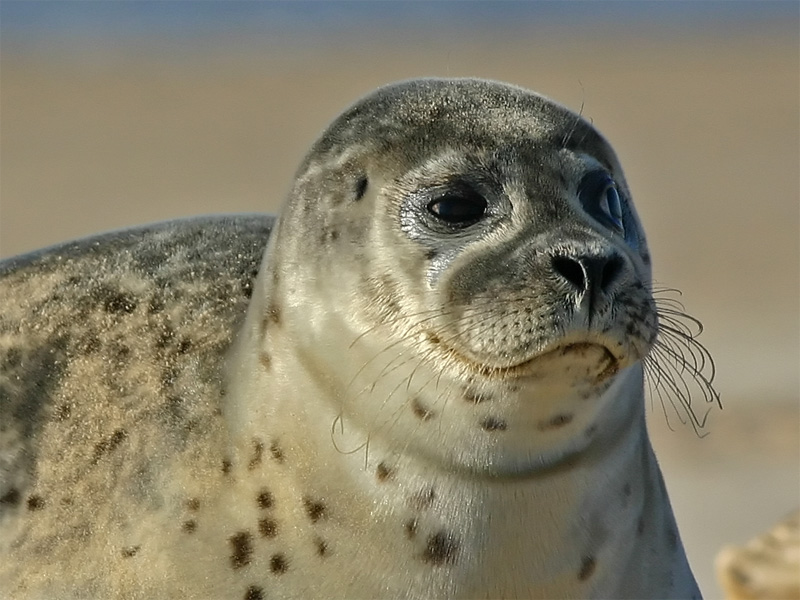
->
1, 2, 798, 597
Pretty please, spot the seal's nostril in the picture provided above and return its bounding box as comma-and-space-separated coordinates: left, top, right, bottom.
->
600, 256, 624, 291
552, 254, 624, 294
552, 256, 586, 291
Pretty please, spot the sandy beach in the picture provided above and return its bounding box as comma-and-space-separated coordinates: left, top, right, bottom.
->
1, 9, 798, 597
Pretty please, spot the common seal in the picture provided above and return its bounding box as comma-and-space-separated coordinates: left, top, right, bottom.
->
0, 78, 711, 599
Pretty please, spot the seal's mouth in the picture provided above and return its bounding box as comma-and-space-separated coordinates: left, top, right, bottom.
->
433, 336, 621, 382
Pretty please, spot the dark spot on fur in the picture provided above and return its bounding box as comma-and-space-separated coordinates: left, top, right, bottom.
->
26, 495, 45, 511
667, 526, 678, 551
177, 338, 192, 354
637, 516, 645, 536
76, 333, 101, 354
0, 488, 21, 506
165, 395, 186, 422
411, 397, 434, 421
303, 497, 327, 522
121, 545, 141, 558
240, 280, 254, 300
186, 498, 200, 511
100, 287, 138, 314
91, 429, 127, 465
376, 462, 393, 482
427, 332, 441, 345
258, 518, 278, 538
422, 531, 459, 565
425, 248, 437, 260
259, 352, 272, 370
315, 536, 328, 557
538, 413, 573, 430
53, 404, 71, 421
156, 325, 175, 349
320, 228, 340, 244
409, 488, 435, 510
270, 553, 288, 574
270, 441, 285, 463
480, 417, 507, 432
267, 303, 281, 326
355, 176, 368, 201
229, 532, 253, 569
578, 555, 596, 581
404, 519, 418, 539
463, 389, 489, 404
161, 366, 179, 390
182, 520, 197, 534
257, 490, 274, 509
240, 267, 259, 300
248, 440, 264, 470
148, 296, 165, 314
221, 458, 233, 475
112, 343, 131, 364
244, 586, 264, 600
5, 347, 22, 368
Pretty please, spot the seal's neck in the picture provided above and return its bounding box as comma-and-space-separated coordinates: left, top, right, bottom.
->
222, 289, 697, 598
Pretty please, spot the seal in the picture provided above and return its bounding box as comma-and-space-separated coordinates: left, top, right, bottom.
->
0, 78, 712, 599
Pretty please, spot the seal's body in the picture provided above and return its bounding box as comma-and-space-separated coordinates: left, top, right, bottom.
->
1, 79, 701, 599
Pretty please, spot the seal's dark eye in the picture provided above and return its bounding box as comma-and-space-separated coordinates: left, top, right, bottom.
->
578, 171, 624, 235
427, 191, 488, 227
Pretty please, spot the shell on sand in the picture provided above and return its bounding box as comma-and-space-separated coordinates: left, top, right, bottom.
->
716, 510, 800, 600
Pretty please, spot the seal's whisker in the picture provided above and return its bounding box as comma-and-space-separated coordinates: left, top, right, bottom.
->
655, 315, 717, 390
349, 306, 445, 348
643, 354, 690, 429
377, 367, 442, 439
330, 413, 370, 455
344, 308, 459, 393
634, 287, 722, 435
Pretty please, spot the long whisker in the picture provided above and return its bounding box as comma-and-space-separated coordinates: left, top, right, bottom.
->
643, 288, 721, 435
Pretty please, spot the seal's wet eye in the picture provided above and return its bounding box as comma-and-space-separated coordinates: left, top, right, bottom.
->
578, 171, 624, 235
427, 189, 488, 228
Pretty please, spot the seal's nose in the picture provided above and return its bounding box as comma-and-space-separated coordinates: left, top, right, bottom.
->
551, 254, 624, 297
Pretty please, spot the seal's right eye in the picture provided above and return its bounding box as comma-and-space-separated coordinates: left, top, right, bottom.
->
427, 190, 488, 227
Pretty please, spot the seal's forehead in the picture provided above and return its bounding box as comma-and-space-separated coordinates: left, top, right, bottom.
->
304, 78, 616, 170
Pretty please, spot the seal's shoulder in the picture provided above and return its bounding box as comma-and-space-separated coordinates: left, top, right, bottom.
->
0, 214, 272, 522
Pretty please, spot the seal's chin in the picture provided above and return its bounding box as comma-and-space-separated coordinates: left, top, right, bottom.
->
523, 342, 620, 382
444, 338, 621, 383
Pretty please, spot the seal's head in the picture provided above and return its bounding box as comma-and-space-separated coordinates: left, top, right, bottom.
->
237, 78, 657, 474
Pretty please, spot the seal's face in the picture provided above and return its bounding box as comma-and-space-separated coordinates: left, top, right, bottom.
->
389, 146, 655, 381
269, 79, 659, 471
